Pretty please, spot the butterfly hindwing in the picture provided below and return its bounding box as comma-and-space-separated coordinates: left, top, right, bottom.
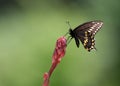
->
80, 31, 96, 51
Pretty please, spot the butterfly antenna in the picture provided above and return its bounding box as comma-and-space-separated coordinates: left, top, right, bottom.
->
66, 21, 71, 29
64, 21, 71, 36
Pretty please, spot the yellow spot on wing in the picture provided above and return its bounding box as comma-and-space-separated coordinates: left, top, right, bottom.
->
85, 31, 87, 37
84, 39, 88, 46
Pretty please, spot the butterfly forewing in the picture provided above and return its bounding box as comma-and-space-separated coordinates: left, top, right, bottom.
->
74, 21, 103, 35
88, 21, 103, 36
73, 20, 103, 51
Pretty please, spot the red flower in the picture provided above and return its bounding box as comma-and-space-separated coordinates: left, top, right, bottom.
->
43, 36, 67, 86
52, 36, 67, 63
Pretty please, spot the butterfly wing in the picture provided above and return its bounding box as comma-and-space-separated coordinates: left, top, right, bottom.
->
73, 20, 103, 51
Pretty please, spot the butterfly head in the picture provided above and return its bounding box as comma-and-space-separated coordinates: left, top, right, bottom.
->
69, 29, 73, 37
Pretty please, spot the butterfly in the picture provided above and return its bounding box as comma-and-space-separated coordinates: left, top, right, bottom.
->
66, 20, 103, 52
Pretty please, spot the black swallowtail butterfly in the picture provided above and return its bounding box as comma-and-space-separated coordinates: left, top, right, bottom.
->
66, 20, 103, 52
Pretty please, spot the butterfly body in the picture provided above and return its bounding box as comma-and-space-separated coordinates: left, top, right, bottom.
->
69, 20, 103, 52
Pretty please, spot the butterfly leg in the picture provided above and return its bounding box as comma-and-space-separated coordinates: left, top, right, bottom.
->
66, 36, 73, 46
64, 31, 69, 36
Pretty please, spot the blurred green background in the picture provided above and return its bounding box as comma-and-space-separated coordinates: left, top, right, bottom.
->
0, 0, 119, 86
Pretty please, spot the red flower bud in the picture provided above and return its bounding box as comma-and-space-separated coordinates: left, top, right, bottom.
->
52, 36, 67, 63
